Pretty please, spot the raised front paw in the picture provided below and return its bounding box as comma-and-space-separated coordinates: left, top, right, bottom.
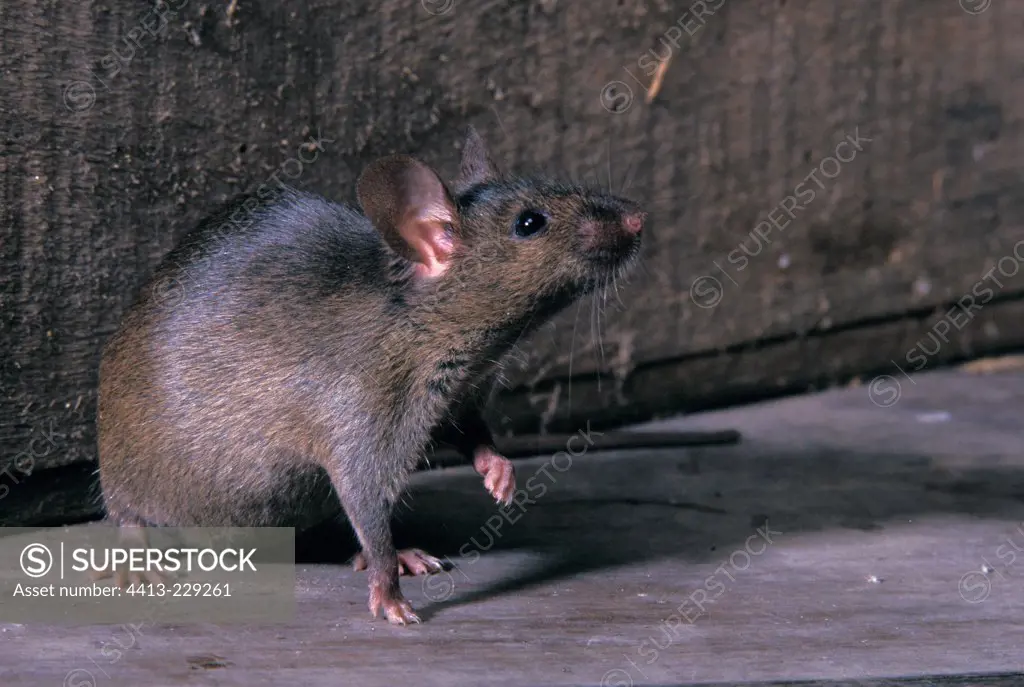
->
473, 447, 516, 506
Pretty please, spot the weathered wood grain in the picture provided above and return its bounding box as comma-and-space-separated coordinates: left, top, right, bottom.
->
3, 1, 1024, 474
1, 369, 1024, 685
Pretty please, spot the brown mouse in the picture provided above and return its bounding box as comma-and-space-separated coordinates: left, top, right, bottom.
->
97, 127, 644, 624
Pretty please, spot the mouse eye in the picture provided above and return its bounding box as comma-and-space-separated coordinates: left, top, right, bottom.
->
512, 210, 548, 239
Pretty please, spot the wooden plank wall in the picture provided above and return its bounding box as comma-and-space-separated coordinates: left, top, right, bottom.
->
2, 0, 1022, 491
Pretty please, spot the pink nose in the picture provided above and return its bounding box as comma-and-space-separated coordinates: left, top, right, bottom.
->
623, 212, 645, 234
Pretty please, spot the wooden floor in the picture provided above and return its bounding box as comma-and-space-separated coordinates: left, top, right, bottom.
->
3, 366, 1024, 686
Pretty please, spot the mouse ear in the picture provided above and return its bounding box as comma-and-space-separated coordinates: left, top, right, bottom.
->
357, 155, 458, 278
453, 126, 500, 193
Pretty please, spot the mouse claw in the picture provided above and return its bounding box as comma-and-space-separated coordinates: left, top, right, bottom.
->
396, 549, 446, 576
369, 588, 421, 626
474, 448, 516, 506
353, 549, 446, 576
386, 602, 421, 626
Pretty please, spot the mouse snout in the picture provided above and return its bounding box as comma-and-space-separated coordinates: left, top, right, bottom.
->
576, 202, 644, 268
622, 211, 645, 234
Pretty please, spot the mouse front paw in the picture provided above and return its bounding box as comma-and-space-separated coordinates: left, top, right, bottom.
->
473, 448, 516, 506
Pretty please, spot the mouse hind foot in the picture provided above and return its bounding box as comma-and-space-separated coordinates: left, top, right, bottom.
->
91, 510, 173, 588
352, 548, 446, 576
91, 564, 171, 589
354, 548, 444, 624
369, 581, 421, 625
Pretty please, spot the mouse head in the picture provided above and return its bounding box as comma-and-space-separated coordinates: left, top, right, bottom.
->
357, 127, 644, 335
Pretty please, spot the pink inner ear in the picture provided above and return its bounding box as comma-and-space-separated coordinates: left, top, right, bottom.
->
401, 202, 456, 278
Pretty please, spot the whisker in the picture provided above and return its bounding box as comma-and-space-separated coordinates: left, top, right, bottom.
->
507, 311, 537, 355
640, 191, 702, 207
619, 149, 639, 193
612, 271, 625, 309
490, 104, 509, 142
606, 138, 613, 194
636, 260, 655, 280
568, 297, 584, 413
584, 162, 603, 190
590, 293, 601, 394
597, 281, 607, 372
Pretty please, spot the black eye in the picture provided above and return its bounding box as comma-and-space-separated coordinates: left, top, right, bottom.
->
512, 210, 548, 239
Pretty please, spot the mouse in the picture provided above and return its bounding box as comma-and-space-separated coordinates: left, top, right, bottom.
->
97, 126, 645, 625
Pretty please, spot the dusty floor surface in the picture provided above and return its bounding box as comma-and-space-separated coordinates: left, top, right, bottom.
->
2, 368, 1024, 686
